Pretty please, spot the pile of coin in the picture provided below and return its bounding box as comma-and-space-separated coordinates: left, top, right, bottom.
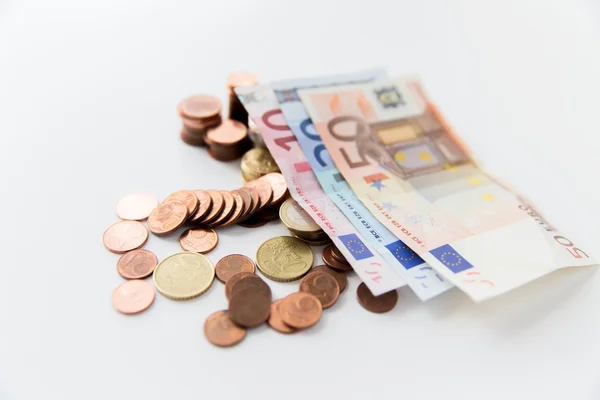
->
279, 198, 331, 246
204, 236, 351, 346
177, 94, 222, 146
240, 147, 280, 182
205, 119, 252, 161
227, 72, 258, 127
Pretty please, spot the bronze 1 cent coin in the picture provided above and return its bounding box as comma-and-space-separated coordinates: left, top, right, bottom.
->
244, 179, 272, 211
356, 283, 398, 313
147, 200, 188, 236
322, 245, 353, 272
228, 289, 272, 328
224, 271, 256, 301
206, 191, 235, 227
259, 173, 288, 206
179, 228, 219, 254
103, 220, 149, 254
228, 275, 271, 301
189, 190, 213, 223
215, 254, 256, 283
163, 190, 199, 217
117, 249, 158, 279
220, 191, 245, 227
311, 265, 347, 293
299, 271, 340, 309
178, 94, 221, 119
279, 292, 322, 329
268, 299, 297, 334
200, 190, 225, 224
331, 245, 347, 263
204, 310, 246, 347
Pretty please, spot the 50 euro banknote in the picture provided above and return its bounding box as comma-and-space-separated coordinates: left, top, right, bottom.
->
298, 76, 597, 302
235, 84, 406, 295
271, 71, 453, 301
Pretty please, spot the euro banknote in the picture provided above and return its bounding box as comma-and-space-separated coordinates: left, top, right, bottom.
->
271, 72, 453, 301
235, 85, 406, 295
298, 76, 597, 302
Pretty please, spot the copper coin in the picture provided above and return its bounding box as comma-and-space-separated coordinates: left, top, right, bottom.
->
244, 180, 273, 210
112, 280, 155, 314
231, 189, 252, 221
219, 191, 244, 227
229, 289, 272, 328
311, 265, 347, 293
204, 310, 246, 347
229, 274, 271, 300
115, 193, 158, 221
180, 129, 206, 146
280, 292, 322, 329
227, 72, 259, 89
147, 200, 188, 236
206, 120, 247, 145
331, 245, 347, 263
178, 94, 221, 119
200, 190, 225, 224
237, 213, 268, 228
163, 190, 199, 217
182, 114, 221, 130
356, 283, 398, 313
242, 186, 260, 216
117, 249, 158, 279
179, 228, 219, 253
225, 271, 256, 301
189, 190, 212, 223
207, 191, 235, 227
322, 245, 353, 272
268, 299, 297, 334
215, 254, 255, 283
259, 173, 288, 206
299, 272, 340, 309
103, 220, 148, 254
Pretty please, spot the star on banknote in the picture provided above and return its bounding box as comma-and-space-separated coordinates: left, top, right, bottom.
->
370, 180, 386, 191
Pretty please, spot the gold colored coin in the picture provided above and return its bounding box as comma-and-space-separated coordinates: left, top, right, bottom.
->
279, 198, 321, 235
256, 236, 314, 282
240, 148, 280, 181
153, 252, 215, 300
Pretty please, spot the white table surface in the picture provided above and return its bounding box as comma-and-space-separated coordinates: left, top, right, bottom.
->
1, 0, 600, 399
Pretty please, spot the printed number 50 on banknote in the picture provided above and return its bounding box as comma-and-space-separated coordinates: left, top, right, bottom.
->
299, 76, 597, 302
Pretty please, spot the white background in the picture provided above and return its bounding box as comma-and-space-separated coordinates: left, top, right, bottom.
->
1, 0, 599, 399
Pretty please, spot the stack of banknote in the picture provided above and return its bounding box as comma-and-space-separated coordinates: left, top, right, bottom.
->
235, 70, 597, 302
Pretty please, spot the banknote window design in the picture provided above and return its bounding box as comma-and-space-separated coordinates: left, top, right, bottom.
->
370, 110, 469, 179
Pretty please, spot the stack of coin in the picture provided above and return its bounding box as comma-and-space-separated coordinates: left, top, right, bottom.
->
321, 243, 353, 272
279, 198, 331, 246
227, 72, 258, 127
240, 148, 280, 182
247, 118, 265, 148
205, 119, 252, 161
177, 94, 222, 146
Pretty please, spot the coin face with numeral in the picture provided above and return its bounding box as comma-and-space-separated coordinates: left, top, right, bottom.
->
256, 236, 313, 282
153, 252, 215, 300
